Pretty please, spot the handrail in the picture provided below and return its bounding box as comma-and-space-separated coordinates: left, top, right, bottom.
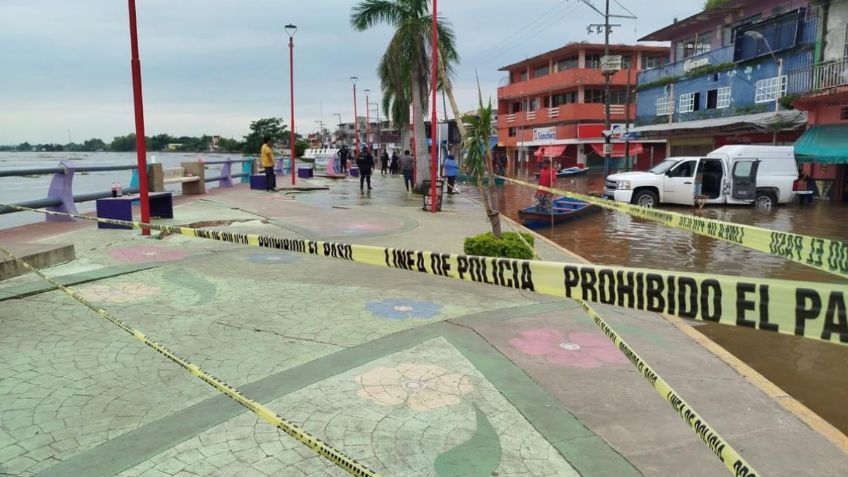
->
0, 159, 253, 178
0, 188, 140, 215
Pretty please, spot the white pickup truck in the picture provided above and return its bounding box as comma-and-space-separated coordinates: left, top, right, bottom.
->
603, 145, 798, 208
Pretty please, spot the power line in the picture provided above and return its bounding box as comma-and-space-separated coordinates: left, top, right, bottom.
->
466, 0, 571, 63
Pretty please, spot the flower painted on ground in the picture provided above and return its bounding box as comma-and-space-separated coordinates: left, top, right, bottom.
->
365, 298, 442, 320
247, 251, 300, 265
107, 245, 188, 263
78, 283, 161, 304
508, 328, 627, 369
356, 363, 473, 411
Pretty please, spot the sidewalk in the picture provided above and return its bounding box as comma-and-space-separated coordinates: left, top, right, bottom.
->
0, 173, 845, 477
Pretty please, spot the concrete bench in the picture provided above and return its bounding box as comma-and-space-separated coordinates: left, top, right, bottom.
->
95, 191, 174, 230
149, 162, 206, 194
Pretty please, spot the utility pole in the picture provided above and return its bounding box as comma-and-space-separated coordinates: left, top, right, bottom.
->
624, 62, 632, 171
581, 0, 636, 177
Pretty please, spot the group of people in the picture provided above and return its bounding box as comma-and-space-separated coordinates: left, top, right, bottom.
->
259, 136, 456, 195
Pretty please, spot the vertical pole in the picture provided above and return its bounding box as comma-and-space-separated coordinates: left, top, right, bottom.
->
127, 0, 150, 235
773, 57, 783, 145
289, 36, 296, 185
624, 62, 632, 171
411, 103, 417, 184
430, 0, 439, 212
603, 0, 612, 179
353, 85, 359, 155
365, 93, 370, 149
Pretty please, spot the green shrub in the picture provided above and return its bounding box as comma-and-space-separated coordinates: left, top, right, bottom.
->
463, 232, 535, 259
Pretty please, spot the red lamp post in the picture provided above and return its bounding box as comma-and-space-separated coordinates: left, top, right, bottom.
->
351, 76, 359, 156
429, 0, 439, 212
127, 0, 151, 234
285, 24, 297, 185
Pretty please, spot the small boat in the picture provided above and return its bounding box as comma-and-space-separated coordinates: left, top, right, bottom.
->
533, 166, 588, 178
518, 196, 597, 227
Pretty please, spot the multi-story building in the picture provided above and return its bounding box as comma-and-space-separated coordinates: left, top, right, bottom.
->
496, 42, 670, 172
792, 0, 848, 202
632, 0, 816, 156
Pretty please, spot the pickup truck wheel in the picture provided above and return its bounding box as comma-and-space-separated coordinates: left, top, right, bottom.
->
755, 191, 776, 208
632, 190, 659, 208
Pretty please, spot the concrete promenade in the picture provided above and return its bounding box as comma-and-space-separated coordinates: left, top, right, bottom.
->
0, 173, 846, 476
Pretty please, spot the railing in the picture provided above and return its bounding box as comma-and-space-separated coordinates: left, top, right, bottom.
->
0, 158, 254, 221
526, 111, 536, 120
810, 57, 848, 91
548, 108, 559, 118
637, 45, 734, 86
506, 113, 516, 123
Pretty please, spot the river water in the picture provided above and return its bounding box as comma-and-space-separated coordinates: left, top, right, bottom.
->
495, 173, 848, 435
2, 153, 846, 434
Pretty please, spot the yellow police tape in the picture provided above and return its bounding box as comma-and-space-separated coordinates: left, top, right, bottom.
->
497, 175, 848, 280
4, 203, 847, 346
0, 244, 381, 477
580, 299, 758, 477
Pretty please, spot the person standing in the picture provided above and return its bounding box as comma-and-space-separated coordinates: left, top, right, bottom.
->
380, 149, 390, 175
400, 149, 414, 192
390, 151, 399, 175
260, 136, 277, 192
357, 146, 375, 191
535, 159, 554, 212
796, 168, 815, 205
442, 153, 459, 194
338, 145, 349, 173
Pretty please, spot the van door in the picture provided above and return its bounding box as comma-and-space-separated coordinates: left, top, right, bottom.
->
730, 159, 759, 201
662, 159, 697, 205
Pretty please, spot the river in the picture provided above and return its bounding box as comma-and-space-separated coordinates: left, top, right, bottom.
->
495, 173, 848, 435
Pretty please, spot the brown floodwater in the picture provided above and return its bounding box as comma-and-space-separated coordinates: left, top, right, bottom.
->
493, 173, 848, 435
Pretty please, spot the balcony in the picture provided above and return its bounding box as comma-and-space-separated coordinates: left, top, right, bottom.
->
498, 68, 638, 101
497, 103, 628, 129
786, 57, 848, 96
638, 45, 734, 86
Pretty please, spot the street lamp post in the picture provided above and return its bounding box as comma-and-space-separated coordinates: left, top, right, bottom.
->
285, 23, 297, 185
333, 113, 342, 145
744, 30, 783, 144
127, 0, 151, 235
351, 77, 359, 155
364, 89, 371, 150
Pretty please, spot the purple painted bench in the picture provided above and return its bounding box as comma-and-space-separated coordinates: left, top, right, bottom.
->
95, 192, 173, 230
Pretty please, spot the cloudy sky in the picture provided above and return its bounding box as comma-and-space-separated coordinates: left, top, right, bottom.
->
0, 0, 704, 145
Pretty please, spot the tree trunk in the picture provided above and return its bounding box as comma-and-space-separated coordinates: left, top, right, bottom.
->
410, 72, 429, 189
481, 149, 502, 238
438, 55, 465, 141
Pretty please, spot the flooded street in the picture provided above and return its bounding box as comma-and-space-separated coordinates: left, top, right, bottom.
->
494, 172, 848, 434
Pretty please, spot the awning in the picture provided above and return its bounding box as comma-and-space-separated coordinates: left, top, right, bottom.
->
795, 124, 848, 164
629, 110, 808, 134
589, 143, 644, 158
534, 145, 567, 158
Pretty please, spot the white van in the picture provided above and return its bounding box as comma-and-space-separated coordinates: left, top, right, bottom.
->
603, 145, 798, 208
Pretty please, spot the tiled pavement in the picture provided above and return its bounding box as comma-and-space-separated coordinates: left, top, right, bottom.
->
1, 174, 846, 476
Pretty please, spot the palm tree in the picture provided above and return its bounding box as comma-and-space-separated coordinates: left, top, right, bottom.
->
462, 78, 502, 238
351, 0, 459, 188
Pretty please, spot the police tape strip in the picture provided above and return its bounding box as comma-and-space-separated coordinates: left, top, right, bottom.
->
471, 193, 760, 476
580, 300, 759, 477
4, 203, 847, 347
0, 244, 381, 477
497, 175, 848, 280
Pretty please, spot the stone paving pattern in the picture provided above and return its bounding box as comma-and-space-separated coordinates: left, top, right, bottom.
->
0, 175, 846, 476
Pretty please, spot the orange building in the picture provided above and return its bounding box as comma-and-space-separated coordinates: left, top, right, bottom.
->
497, 42, 669, 172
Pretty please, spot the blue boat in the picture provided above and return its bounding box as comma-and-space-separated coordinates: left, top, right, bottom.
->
518, 196, 597, 228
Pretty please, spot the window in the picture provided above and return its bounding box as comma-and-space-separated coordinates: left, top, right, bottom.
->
717, 87, 731, 108
843, 26, 848, 58
550, 91, 577, 107
533, 64, 549, 78
557, 56, 579, 71
511, 102, 522, 113
676, 31, 712, 60
841, 107, 848, 121
584, 88, 627, 104
679, 92, 700, 113
656, 95, 673, 116
585, 53, 603, 69
721, 25, 734, 46
705, 87, 730, 109
669, 160, 696, 177
528, 98, 540, 111
755, 76, 787, 103
520, 70, 528, 81
733, 9, 804, 62
641, 55, 668, 70
508, 127, 517, 137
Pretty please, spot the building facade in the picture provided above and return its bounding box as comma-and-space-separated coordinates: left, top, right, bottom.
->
632, 0, 818, 156
496, 42, 670, 172
792, 0, 848, 202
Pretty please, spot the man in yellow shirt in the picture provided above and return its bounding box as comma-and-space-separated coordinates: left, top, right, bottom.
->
260, 136, 277, 192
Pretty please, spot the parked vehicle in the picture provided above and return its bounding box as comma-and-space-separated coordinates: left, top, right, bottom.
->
603, 145, 798, 208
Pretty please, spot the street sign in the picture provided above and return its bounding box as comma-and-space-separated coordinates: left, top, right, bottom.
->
603, 143, 612, 155
600, 55, 622, 74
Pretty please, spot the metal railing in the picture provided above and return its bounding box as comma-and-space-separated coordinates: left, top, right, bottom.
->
0, 158, 254, 221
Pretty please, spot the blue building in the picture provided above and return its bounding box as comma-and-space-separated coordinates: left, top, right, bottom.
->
631, 0, 817, 156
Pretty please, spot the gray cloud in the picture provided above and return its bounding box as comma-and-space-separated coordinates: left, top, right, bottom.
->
0, 0, 702, 144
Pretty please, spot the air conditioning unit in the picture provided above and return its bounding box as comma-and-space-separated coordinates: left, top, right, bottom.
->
600, 55, 622, 73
